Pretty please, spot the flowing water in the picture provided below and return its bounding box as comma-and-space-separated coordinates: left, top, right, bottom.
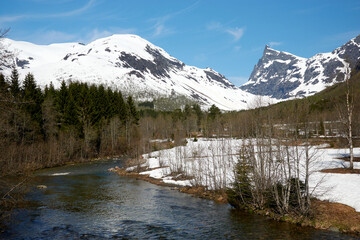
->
1, 159, 357, 239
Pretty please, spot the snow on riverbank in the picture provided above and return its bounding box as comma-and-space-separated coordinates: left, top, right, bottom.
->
127, 138, 360, 212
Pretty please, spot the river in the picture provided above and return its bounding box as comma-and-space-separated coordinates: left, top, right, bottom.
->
1, 159, 355, 239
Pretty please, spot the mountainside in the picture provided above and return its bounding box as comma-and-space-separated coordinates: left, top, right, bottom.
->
241, 34, 360, 99
0, 34, 262, 111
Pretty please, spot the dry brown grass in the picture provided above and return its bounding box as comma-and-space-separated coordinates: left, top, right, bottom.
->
312, 199, 360, 234
339, 157, 360, 162
320, 168, 360, 174
179, 186, 227, 203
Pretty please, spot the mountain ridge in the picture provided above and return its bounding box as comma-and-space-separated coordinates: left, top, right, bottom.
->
241, 34, 360, 99
1, 33, 359, 110
0, 34, 262, 111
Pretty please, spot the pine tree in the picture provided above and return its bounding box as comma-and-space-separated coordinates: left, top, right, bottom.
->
9, 66, 20, 98
208, 104, 221, 121
116, 91, 127, 123
127, 96, 139, 125
0, 72, 7, 92
22, 73, 43, 127
88, 85, 101, 126
63, 95, 79, 128
184, 104, 191, 119
227, 148, 253, 208
44, 81, 56, 99
55, 80, 69, 127
42, 86, 58, 140
76, 83, 92, 138
192, 103, 203, 130
97, 85, 109, 119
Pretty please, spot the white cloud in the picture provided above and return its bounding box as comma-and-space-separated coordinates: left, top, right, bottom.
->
0, 15, 24, 24
50, 0, 96, 17
268, 41, 282, 47
149, 15, 174, 38
85, 29, 113, 42
0, 0, 96, 23
206, 21, 222, 31
148, 2, 199, 38
226, 27, 245, 41
207, 21, 246, 43
151, 23, 173, 38
21, 27, 137, 45
26, 30, 77, 44
234, 45, 241, 51
82, 28, 136, 43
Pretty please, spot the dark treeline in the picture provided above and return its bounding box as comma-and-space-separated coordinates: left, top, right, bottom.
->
0, 67, 140, 176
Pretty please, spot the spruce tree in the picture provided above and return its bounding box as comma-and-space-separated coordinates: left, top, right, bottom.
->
192, 103, 203, 130
0, 72, 8, 93
48, 82, 55, 96
107, 88, 117, 119
227, 149, 253, 208
88, 85, 101, 126
55, 80, 69, 127
116, 91, 127, 123
63, 95, 79, 129
9, 66, 20, 98
184, 104, 191, 119
127, 96, 139, 125
42, 83, 58, 140
44, 81, 56, 99
77, 83, 91, 137
97, 85, 109, 119
22, 73, 43, 126
208, 104, 221, 121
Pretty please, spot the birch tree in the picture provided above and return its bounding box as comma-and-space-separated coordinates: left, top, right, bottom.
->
337, 65, 354, 169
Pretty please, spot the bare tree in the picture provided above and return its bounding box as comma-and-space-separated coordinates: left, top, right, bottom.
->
337, 65, 354, 169
0, 28, 13, 67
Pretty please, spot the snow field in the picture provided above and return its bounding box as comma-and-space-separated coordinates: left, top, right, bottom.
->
130, 138, 360, 212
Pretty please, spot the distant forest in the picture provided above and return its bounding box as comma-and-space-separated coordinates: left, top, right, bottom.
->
0, 65, 360, 176
0, 67, 140, 175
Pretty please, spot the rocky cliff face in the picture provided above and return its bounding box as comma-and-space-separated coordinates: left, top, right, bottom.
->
241, 35, 360, 99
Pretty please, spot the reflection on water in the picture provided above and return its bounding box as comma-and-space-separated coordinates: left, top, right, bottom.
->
1, 159, 356, 239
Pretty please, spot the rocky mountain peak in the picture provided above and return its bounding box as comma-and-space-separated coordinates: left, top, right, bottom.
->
241, 34, 360, 99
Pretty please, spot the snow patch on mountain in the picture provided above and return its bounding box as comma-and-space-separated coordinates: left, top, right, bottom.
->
1, 34, 271, 111
241, 34, 360, 99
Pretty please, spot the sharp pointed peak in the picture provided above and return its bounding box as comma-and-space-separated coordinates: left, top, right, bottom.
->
263, 44, 278, 55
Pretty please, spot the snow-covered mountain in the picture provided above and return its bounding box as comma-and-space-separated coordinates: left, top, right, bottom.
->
241, 34, 360, 99
0, 34, 264, 111
3, 34, 357, 109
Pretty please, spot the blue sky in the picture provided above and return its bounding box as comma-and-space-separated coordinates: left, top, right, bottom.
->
1, 0, 359, 86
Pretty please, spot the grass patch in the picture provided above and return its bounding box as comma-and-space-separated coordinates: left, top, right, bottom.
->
320, 168, 360, 174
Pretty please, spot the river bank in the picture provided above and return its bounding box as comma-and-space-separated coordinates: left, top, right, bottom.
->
113, 137, 360, 237
114, 166, 360, 237
3, 158, 351, 239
